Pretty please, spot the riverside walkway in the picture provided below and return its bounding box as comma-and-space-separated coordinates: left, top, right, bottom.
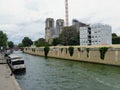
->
0, 53, 21, 90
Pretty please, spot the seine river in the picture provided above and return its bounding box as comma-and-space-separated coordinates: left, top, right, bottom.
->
15, 51, 120, 90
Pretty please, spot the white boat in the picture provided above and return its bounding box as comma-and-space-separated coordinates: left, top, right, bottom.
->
7, 54, 26, 71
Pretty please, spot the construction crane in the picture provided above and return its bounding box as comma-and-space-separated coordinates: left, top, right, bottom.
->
65, 0, 69, 26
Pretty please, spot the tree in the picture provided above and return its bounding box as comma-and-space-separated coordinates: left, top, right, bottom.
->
22, 37, 33, 47
52, 37, 60, 46
59, 26, 79, 45
112, 33, 117, 37
112, 37, 120, 44
68, 46, 74, 56
0, 31, 8, 50
35, 38, 49, 47
18, 43, 24, 47
8, 41, 14, 48
112, 33, 120, 44
44, 46, 50, 58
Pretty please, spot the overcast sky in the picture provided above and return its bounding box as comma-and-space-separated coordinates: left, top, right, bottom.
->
0, 0, 120, 44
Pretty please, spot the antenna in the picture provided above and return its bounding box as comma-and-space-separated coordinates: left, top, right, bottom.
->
65, 0, 69, 26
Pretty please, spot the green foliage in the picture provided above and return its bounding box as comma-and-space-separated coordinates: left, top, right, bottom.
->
78, 48, 84, 53
86, 48, 89, 58
35, 38, 48, 47
22, 37, 33, 47
99, 47, 109, 60
8, 41, 14, 48
112, 33, 118, 38
52, 38, 60, 46
68, 47, 74, 56
0, 31, 8, 49
59, 26, 79, 45
32, 48, 35, 52
61, 48, 63, 53
44, 46, 50, 58
18, 43, 24, 47
78, 48, 81, 52
112, 33, 120, 44
112, 37, 120, 44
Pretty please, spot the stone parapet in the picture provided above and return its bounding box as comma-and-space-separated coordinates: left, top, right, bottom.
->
24, 45, 120, 66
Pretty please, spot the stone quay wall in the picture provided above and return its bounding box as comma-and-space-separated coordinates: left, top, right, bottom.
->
24, 45, 120, 66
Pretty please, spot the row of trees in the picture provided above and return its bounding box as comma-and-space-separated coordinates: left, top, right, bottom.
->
112, 33, 120, 44
21, 32, 120, 47
0, 31, 8, 50
18, 26, 79, 47
52, 26, 79, 46
0, 26, 79, 49
19, 28, 120, 47
0, 31, 14, 50
0, 32, 34, 49
18, 37, 33, 47
18, 37, 49, 47
1, 29, 119, 49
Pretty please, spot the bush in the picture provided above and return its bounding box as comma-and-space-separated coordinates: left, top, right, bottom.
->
32, 48, 35, 52
99, 47, 109, 60
61, 48, 63, 53
44, 46, 50, 58
68, 47, 74, 56
86, 48, 89, 58
78, 48, 81, 52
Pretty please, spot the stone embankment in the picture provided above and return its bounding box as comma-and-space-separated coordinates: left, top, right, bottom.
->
24, 45, 120, 66
0, 53, 21, 90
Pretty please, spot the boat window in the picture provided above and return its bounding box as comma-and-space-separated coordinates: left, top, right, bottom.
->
12, 61, 24, 65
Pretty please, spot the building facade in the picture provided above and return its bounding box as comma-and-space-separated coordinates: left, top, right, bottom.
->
72, 19, 80, 32
72, 19, 87, 32
45, 18, 64, 44
45, 18, 54, 44
56, 19, 64, 36
80, 23, 112, 45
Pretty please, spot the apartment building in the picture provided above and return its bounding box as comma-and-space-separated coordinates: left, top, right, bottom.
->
80, 23, 112, 45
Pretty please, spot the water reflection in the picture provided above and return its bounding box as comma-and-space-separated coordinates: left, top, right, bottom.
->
14, 70, 26, 75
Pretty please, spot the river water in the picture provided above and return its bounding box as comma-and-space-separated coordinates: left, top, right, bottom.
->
15, 51, 120, 90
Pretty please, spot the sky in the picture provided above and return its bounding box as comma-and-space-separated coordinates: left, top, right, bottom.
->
0, 0, 120, 44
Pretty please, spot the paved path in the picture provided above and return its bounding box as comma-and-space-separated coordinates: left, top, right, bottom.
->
0, 53, 21, 90
0, 65, 21, 90
0, 53, 6, 64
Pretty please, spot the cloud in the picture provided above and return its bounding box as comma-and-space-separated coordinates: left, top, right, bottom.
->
25, 1, 40, 11
0, 0, 120, 44
0, 18, 45, 44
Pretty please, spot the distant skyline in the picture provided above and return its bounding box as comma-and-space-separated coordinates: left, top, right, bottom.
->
0, 0, 120, 44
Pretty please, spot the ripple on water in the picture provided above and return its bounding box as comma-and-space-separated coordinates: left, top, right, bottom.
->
15, 51, 120, 90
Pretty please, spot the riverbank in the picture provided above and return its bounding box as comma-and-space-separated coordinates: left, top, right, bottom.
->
0, 54, 21, 90
24, 45, 120, 66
